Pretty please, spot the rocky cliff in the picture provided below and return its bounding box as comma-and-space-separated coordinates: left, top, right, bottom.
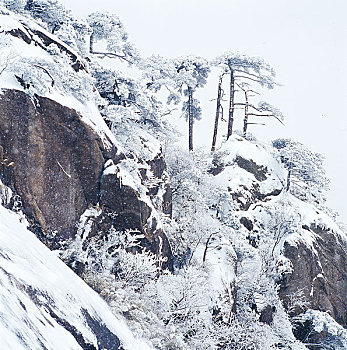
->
0, 88, 172, 270
211, 136, 347, 347
0, 89, 107, 238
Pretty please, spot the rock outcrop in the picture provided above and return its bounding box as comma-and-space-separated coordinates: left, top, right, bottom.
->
280, 224, 347, 328
0, 89, 172, 266
0, 89, 107, 238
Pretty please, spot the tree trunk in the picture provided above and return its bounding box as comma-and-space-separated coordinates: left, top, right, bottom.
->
188, 86, 194, 151
231, 263, 238, 315
242, 90, 249, 137
227, 69, 235, 139
211, 75, 223, 152
89, 33, 94, 54
286, 167, 291, 191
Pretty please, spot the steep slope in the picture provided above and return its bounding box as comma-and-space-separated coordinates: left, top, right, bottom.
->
0, 199, 152, 350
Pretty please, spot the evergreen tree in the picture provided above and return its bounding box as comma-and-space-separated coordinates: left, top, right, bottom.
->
213, 52, 276, 139
211, 73, 225, 151
87, 11, 138, 63
236, 83, 284, 136
272, 138, 329, 206
173, 56, 210, 151
24, 0, 69, 33
2, 0, 26, 12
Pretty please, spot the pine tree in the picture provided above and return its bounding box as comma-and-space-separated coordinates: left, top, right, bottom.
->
213, 52, 276, 139
87, 11, 138, 63
174, 56, 210, 151
24, 0, 69, 33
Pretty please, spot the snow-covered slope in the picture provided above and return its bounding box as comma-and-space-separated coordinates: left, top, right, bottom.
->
0, 203, 152, 350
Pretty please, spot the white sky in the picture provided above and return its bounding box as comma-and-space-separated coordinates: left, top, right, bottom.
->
60, 0, 347, 221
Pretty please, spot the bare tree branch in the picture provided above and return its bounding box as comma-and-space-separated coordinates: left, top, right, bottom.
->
161, 108, 178, 117
32, 64, 55, 86
234, 75, 264, 85
247, 113, 285, 125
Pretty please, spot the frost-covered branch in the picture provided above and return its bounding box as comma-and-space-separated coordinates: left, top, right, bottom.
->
90, 50, 133, 63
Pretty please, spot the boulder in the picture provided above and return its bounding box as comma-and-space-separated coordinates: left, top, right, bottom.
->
0, 89, 105, 239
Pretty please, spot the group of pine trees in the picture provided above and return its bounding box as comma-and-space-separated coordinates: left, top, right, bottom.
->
2, 0, 286, 153
142, 53, 284, 152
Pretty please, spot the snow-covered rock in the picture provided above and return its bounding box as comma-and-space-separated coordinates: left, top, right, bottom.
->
0, 5, 172, 267
0, 2, 346, 349
209, 136, 347, 346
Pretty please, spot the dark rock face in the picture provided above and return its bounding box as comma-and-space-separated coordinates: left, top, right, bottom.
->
99, 168, 173, 269
230, 183, 281, 211
234, 156, 268, 181
240, 216, 254, 231
100, 171, 152, 233
8, 24, 86, 72
279, 224, 347, 328
0, 89, 172, 264
0, 89, 105, 238
259, 305, 276, 325
213, 154, 281, 211
292, 317, 346, 350
147, 154, 172, 216
209, 155, 269, 179
82, 309, 123, 350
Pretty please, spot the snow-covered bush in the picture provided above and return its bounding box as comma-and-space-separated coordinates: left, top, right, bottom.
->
11, 52, 94, 102
92, 63, 163, 126
24, 0, 69, 33
1, 0, 26, 12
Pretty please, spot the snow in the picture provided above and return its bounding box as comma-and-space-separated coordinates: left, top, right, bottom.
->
0, 3, 345, 348
0, 10, 24, 31
48, 93, 121, 151
77, 206, 103, 244
194, 235, 236, 297
270, 192, 347, 248
0, 204, 153, 350
300, 310, 347, 348
220, 135, 285, 178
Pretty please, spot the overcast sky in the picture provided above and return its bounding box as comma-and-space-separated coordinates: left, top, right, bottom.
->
60, 0, 347, 221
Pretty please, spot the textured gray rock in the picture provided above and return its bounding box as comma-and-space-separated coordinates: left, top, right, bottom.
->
234, 155, 268, 181
0, 89, 172, 265
0, 89, 105, 238
280, 224, 347, 328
